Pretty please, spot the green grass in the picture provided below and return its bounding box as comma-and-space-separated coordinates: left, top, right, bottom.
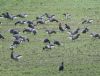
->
0, 0, 100, 76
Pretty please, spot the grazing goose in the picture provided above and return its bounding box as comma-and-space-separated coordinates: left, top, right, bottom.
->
53, 40, 61, 46
45, 13, 53, 18
15, 20, 27, 25
23, 28, 37, 35
67, 28, 80, 36
43, 44, 55, 50
10, 29, 19, 35
11, 50, 22, 61
2, 12, 16, 20
0, 33, 4, 39
59, 62, 64, 71
16, 13, 28, 18
48, 15, 59, 22
69, 34, 80, 40
43, 38, 50, 44
20, 36, 30, 42
13, 34, 22, 40
12, 40, 21, 46
36, 18, 45, 24
28, 24, 35, 29
45, 30, 56, 35
9, 45, 16, 50
81, 27, 89, 33
27, 20, 33, 25
82, 19, 93, 24
90, 32, 100, 39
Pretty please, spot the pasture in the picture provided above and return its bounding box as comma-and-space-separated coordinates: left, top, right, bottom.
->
0, 0, 100, 76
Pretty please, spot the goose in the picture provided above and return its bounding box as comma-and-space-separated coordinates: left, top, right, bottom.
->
59, 62, 64, 71
10, 29, 19, 35
53, 40, 61, 46
82, 19, 93, 24
15, 20, 27, 25
43, 44, 55, 50
0, 33, 4, 39
43, 38, 50, 44
58, 23, 65, 32
81, 27, 89, 33
45, 29, 56, 35
16, 13, 28, 18
67, 28, 80, 36
90, 32, 100, 39
11, 50, 22, 61
23, 28, 37, 35
69, 34, 80, 40
65, 24, 71, 30
63, 13, 71, 19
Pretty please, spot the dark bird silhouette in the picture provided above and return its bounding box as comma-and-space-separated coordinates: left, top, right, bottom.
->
54, 40, 61, 46
10, 29, 19, 35
23, 28, 37, 35
68, 28, 80, 35
81, 27, 89, 33
0, 33, 4, 39
2, 12, 16, 20
59, 62, 64, 71
43, 38, 50, 44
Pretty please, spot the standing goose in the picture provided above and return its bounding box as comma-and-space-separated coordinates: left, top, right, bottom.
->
65, 24, 71, 30
59, 62, 64, 71
58, 23, 65, 32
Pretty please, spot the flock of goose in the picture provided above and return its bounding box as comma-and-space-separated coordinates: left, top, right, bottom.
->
0, 11, 100, 71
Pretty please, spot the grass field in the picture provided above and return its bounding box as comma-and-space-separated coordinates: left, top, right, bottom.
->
0, 0, 100, 76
